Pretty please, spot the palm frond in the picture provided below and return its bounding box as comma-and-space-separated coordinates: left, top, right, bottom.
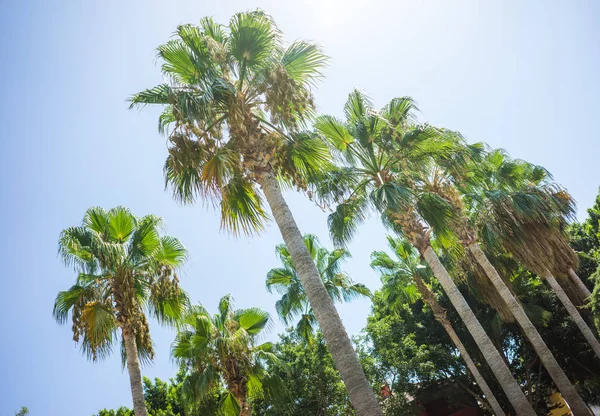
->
220, 177, 269, 236
236, 307, 271, 336
128, 84, 172, 109
281, 41, 328, 85
328, 196, 369, 247
106, 206, 137, 243
228, 10, 281, 82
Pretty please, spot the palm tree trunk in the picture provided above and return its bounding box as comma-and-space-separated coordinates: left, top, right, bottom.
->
421, 245, 536, 416
238, 395, 252, 416
122, 329, 149, 416
544, 272, 600, 359
468, 242, 593, 416
259, 172, 383, 416
568, 267, 592, 299
414, 276, 506, 416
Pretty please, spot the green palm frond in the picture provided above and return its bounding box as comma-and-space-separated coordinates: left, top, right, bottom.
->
58, 226, 96, 271
106, 206, 137, 243
344, 89, 373, 124
53, 283, 97, 325
158, 39, 202, 84
128, 84, 172, 108
296, 313, 318, 341
280, 132, 332, 179
219, 391, 241, 416
128, 215, 162, 261
328, 195, 369, 247
237, 307, 271, 335
79, 301, 118, 361
155, 236, 187, 266
381, 96, 418, 126
158, 106, 176, 135
228, 10, 281, 82
148, 284, 189, 327
281, 41, 328, 85
220, 177, 268, 236
315, 115, 355, 152
200, 17, 227, 44
265, 267, 296, 293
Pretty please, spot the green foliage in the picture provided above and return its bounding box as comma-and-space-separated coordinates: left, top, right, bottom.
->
315, 90, 467, 252
252, 331, 354, 415
130, 11, 331, 236
94, 407, 132, 416
266, 234, 370, 340
366, 244, 600, 414
172, 295, 287, 415
15, 407, 29, 416
54, 207, 188, 364
569, 188, 600, 331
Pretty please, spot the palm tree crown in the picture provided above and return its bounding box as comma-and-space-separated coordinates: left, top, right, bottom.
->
130, 10, 330, 235
266, 234, 371, 340
172, 295, 285, 415
53, 206, 188, 361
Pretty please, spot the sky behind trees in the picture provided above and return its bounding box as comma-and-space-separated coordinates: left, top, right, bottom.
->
1, 1, 599, 414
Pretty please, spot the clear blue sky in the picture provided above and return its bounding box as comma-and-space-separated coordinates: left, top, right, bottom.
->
1, 1, 599, 414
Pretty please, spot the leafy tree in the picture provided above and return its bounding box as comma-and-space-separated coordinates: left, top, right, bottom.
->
95, 408, 132, 416
172, 295, 286, 415
253, 330, 354, 415
266, 234, 370, 340
570, 188, 600, 331
130, 11, 381, 414
54, 207, 188, 416
143, 375, 187, 416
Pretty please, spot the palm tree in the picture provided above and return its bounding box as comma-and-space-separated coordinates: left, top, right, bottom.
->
15, 407, 29, 416
129, 12, 381, 414
465, 151, 600, 361
54, 207, 188, 416
266, 234, 371, 340
317, 90, 536, 415
370, 236, 506, 416
172, 295, 286, 415
403, 140, 595, 412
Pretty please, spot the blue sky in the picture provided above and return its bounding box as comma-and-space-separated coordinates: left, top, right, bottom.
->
0, 1, 599, 414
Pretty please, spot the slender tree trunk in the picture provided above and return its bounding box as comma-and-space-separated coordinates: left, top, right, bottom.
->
568, 268, 592, 299
421, 246, 536, 416
122, 329, 149, 416
414, 276, 506, 416
468, 242, 593, 416
238, 394, 252, 416
544, 272, 600, 359
259, 172, 383, 416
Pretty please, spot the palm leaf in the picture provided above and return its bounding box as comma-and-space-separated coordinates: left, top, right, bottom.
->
237, 307, 270, 335
281, 41, 327, 85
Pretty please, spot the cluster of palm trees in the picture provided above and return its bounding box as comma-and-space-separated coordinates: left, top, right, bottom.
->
53, 10, 598, 416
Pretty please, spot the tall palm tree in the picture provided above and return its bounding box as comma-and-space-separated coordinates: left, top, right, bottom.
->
401, 139, 595, 412
317, 90, 537, 415
129, 12, 381, 414
465, 151, 600, 361
54, 207, 188, 416
172, 295, 285, 416
266, 234, 371, 340
370, 236, 506, 416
